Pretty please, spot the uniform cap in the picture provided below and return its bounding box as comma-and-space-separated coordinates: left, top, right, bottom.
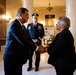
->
32, 13, 39, 18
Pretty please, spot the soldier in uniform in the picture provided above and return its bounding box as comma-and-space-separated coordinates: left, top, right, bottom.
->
27, 13, 44, 71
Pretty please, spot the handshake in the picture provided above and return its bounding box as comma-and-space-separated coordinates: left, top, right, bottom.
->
37, 45, 48, 53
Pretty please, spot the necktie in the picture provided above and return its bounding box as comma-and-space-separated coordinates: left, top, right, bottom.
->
22, 25, 30, 37
22, 25, 26, 32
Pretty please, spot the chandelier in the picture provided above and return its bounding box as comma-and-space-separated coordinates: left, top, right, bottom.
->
46, 0, 53, 12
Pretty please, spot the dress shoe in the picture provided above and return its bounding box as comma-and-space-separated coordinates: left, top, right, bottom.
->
35, 68, 38, 71
27, 67, 32, 71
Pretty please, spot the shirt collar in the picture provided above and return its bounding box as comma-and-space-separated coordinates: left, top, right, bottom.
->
16, 18, 23, 26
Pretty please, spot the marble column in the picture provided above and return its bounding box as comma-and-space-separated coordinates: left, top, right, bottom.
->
22, 0, 33, 27
66, 0, 76, 52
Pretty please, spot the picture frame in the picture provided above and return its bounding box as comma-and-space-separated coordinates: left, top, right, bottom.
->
44, 26, 55, 45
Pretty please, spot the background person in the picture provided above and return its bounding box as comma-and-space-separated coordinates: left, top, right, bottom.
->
27, 13, 44, 71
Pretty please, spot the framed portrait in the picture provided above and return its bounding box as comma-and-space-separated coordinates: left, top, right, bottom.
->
44, 26, 55, 45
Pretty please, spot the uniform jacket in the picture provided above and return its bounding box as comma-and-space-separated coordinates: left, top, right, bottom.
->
27, 23, 44, 45
48, 28, 76, 69
3, 19, 36, 64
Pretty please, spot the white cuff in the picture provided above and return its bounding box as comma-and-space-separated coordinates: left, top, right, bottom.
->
35, 46, 39, 51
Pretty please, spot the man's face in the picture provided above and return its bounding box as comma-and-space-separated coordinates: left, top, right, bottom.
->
21, 11, 29, 23
32, 16, 38, 23
56, 20, 63, 31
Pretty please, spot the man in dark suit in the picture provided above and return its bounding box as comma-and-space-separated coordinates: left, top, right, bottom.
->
3, 8, 40, 75
44, 16, 76, 75
27, 13, 44, 71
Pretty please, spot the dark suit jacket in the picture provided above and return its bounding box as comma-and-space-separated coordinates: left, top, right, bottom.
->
3, 19, 36, 64
27, 23, 44, 45
48, 28, 76, 70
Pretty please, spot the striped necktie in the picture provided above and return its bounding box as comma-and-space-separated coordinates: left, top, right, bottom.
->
22, 25, 26, 32
22, 25, 30, 37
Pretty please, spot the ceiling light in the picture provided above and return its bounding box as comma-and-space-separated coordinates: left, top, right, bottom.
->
46, 0, 53, 12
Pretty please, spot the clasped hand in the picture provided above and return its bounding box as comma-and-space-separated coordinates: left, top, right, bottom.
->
37, 45, 48, 53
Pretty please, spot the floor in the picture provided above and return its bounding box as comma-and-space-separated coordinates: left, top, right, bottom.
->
0, 45, 76, 75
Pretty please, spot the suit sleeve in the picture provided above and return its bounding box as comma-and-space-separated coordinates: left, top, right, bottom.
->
11, 23, 36, 51
47, 33, 71, 56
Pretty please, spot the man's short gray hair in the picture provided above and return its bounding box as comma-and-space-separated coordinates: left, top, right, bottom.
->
59, 16, 70, 29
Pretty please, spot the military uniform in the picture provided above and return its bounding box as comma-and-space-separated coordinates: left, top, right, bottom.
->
27, 13, 44, 71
